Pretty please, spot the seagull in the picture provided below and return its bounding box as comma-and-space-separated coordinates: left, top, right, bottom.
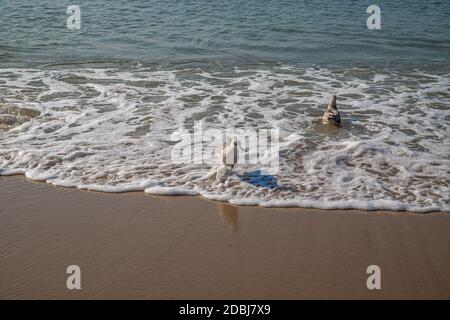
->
207, 137, 238, 183
322, 95, 341, 127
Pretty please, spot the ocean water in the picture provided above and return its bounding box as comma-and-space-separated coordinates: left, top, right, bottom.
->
0, 1, 449, 212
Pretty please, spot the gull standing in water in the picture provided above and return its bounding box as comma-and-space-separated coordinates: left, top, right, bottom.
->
322, 95, 341, 127
215, 137, 238, 182
205, 137, 238, 183
220, 137, 238, 171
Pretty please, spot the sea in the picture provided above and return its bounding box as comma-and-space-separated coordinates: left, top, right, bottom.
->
1, 0, 449, 212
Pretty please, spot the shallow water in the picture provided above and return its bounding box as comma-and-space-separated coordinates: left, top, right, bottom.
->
0, 1, 449, 211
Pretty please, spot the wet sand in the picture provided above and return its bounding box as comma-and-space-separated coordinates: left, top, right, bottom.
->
0, 175, 449, 299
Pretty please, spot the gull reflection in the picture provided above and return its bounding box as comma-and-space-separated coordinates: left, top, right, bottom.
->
217, 203, 239, 233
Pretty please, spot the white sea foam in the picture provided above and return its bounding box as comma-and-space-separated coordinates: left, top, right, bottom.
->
0, 66, 449, 212
145, 186, 199, 196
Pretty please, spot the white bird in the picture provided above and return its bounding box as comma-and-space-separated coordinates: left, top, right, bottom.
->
206, 137, 238, 183
322, 95, 341, 127
219, 137, 238, 170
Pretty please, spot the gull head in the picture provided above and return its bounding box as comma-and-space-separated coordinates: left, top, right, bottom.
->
328, 95, 337, 110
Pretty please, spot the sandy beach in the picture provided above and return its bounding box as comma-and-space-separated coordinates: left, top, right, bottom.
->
1, 175, 449, 299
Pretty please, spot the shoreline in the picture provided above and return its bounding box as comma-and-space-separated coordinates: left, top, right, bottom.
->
2, 173, 446, 214
1, 175, 450, 299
